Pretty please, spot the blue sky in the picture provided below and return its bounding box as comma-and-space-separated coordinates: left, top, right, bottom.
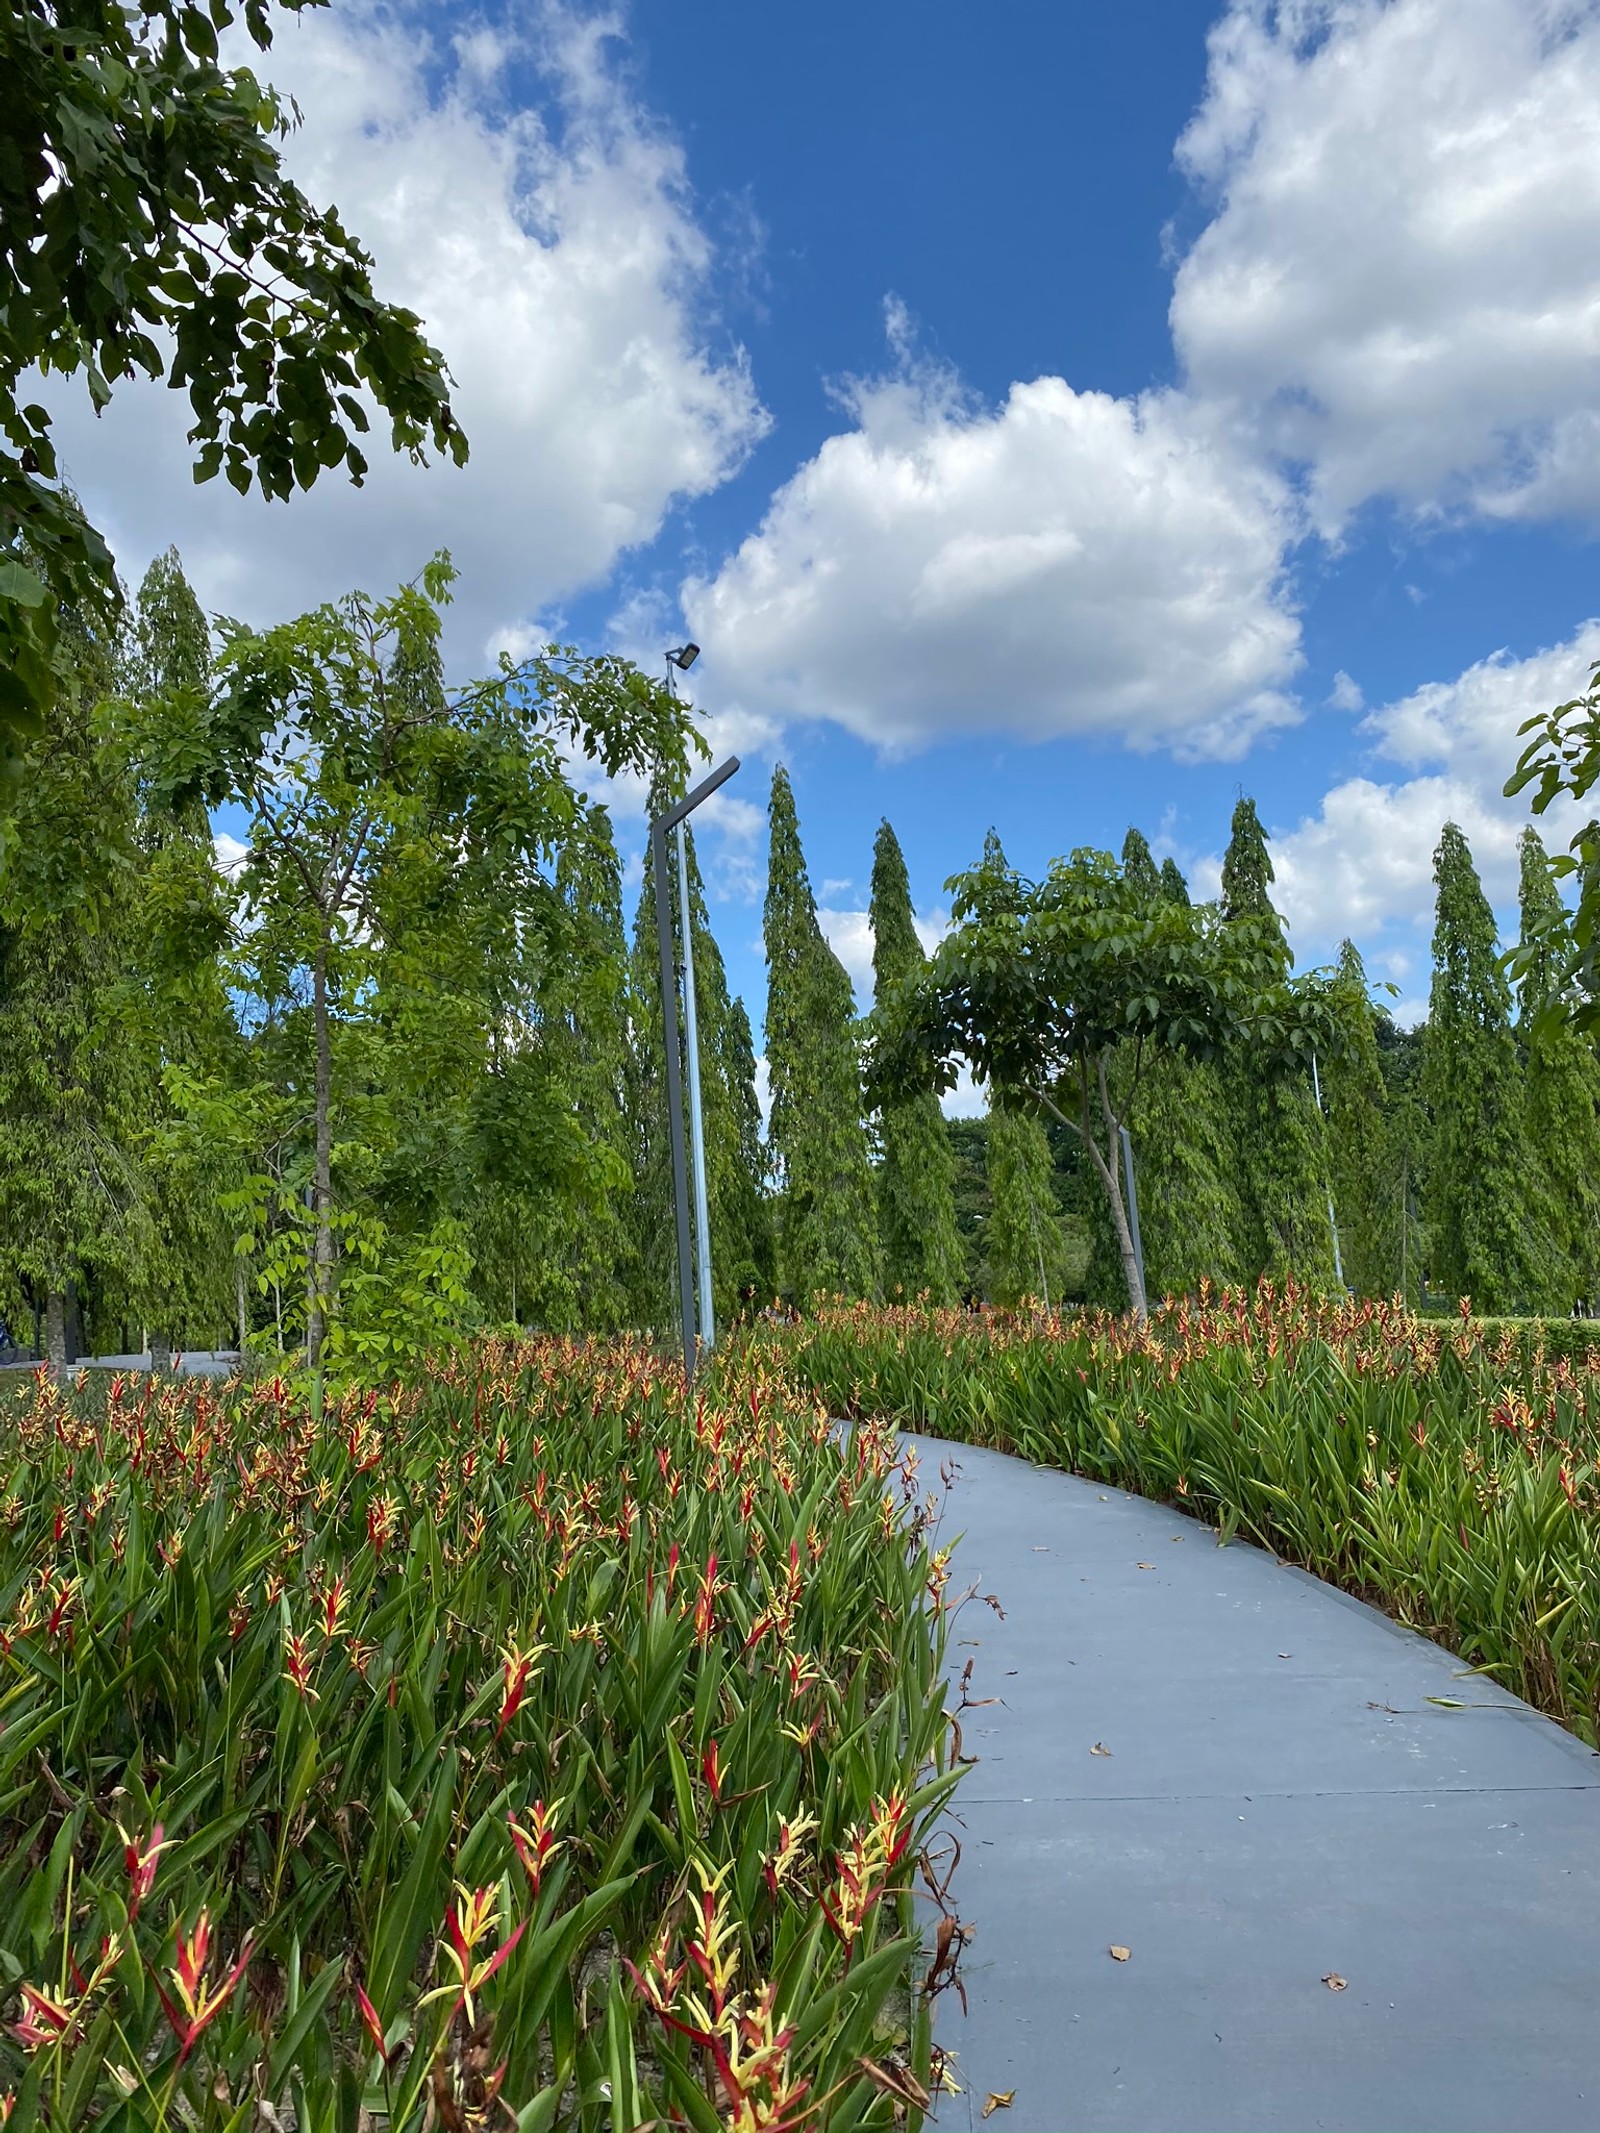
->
54, 0, 1600, 1074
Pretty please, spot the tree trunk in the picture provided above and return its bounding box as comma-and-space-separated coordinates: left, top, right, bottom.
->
307, 941, 335, 1368
1035, 1067, 1147, 1320
150, 1332, 173, 1373
45, 1290, 67, 1371
236, 1258, 248, 1352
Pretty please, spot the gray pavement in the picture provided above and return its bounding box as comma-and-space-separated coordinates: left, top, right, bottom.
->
920, 1433, 1600, 2133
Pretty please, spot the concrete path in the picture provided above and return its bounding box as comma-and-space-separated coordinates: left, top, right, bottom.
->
920, 1434, 1600, 2133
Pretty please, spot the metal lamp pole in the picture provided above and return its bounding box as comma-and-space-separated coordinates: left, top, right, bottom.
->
675, 820, 716, 1350
649, 668, 738, 1380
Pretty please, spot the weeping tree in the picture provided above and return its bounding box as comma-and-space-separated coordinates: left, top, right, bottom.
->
869, 819, 964, 1303
1423, 821, 1553, 1311
764, 768, 879, 1304
870, 835, 1343, 1318
984, 1100, 1071, 1308
1321, 942, 1398, 1299
1219, 799, 1337, 1288
0, 580, 152, 1363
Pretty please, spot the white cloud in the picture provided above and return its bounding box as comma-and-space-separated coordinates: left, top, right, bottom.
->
45, 1, 767, 671
213, 831, 250, 878
1267, 621, 1600, 960
1172, 0, 1600, 530
683, 326, 1302, 759
1326, 670, 1363, 712
817, 902, 949, 1011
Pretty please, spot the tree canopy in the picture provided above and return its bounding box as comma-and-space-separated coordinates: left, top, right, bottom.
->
1, 0, 466, 755
870, 835, 1345, 1316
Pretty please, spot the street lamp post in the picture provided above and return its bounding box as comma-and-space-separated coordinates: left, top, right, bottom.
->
651, 647, 736, 1380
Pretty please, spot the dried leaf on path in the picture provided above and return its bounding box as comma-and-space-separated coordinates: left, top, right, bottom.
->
1090, 1741, 1113, 1757
1109, 1945, 1131, 1962
1322, 1973, 1347, 1992
982, 2092, 1017, 2118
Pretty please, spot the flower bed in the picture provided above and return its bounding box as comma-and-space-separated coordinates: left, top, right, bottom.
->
764, 1288, 1600, 1744
0, 1339, 957, 2129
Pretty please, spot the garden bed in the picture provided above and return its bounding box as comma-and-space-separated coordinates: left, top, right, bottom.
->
0, 1339, 958, 2129
760, 1288, 1600, 1745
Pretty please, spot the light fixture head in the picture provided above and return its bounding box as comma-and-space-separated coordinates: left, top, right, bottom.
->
666, 643, 700, 671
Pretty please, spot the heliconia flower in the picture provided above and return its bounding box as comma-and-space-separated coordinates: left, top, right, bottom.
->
319, 1573, 349, 1642
354, 1982, 400, 2068
693, 1552, 722, 1647
0, 2087, 15, 2120
366, 1493, 398, 1559
118, 1822, 173, 1922
702, 1739, 723, 1804
282, 1627, 319, 1702
495, 1635, 549, 1739
762, 1806, 817, 1903
10, 1981, 76, 2052
507, 1799, 563, 1897
423, 1883, 527, 2025
44, 1578, 77, 1642
157, 1910, 254, 2064
1561, 1465, 1578, 1507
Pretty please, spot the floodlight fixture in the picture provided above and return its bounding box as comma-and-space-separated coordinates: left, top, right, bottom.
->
666, 643, 700, 672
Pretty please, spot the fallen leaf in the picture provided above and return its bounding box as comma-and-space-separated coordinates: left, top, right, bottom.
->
1090, 1741, 1113, 1757
1278, 1653, 1292, 1659
859, 2058, 932, 2110
982, 2093, 1016, 2119
1137, 1562, 1155, 1571
1426, 1696, 1469, 1708
1109, 1945, 1131, 1962
1322, 1973, 1347, 1992
1171, 1536, 1183, 1542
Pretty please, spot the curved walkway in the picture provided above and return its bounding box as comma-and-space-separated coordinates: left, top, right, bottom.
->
920, 1434, 1600, 2133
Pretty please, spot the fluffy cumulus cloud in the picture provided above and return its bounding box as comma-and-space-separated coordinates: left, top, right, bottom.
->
683, 335, 1303, 758
44, 2, 767, 666
815, 901, 947, 1009
1266, 621, 1600, 981
1173, 0, 1600, 530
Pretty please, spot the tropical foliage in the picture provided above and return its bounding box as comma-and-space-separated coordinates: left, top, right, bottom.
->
768, 1291, 1600, 1745
0, 1339, 959, 2128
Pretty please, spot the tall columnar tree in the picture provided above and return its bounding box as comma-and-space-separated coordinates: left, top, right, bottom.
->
630, 788, 775, 1331
985, 1100, 1072, 1308
1516, 826, 1600, 1306
869, 819, 964, 1303
764, 767, 879, 1304
473, 807, 640, 1334
121, 549, 241, 1356
1423, 821, 1553, 1310
0, 568, 153, 1363
1322, 941, 1398, 1299
1219, 798, 1336, 1289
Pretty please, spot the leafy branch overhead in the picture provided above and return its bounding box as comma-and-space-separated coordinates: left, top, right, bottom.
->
1507, 655, 1600, 1033
0, 0, 468, 751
